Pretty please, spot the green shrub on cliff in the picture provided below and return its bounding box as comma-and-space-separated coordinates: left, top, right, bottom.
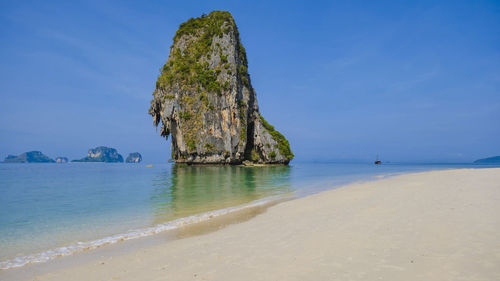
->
259, 115, 294, 160
173, 11, 233, 43
156, 12, 237, 94
269, 151, 277, 160
156, 11, 248, 95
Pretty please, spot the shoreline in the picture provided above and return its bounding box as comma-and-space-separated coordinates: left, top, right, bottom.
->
0, 194, 293, 270
2, 167, 499, 280
0, 164, 405, 271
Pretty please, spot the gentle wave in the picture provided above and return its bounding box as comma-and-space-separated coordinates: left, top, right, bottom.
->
0, 195, 288, 270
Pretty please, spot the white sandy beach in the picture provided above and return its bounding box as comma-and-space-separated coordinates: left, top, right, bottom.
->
4, 168, 500, 281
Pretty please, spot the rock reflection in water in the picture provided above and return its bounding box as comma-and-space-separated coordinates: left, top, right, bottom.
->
149, 165, 291, 224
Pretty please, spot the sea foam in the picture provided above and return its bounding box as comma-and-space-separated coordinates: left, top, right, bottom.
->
0, 195, 286, 270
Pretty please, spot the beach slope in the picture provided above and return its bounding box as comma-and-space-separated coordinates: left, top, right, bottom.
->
9, 168, 500, 281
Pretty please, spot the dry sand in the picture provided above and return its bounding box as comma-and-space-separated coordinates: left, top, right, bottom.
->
3, 168, 500, 281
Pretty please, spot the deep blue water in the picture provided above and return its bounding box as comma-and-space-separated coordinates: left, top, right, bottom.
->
0, 162, 492, 268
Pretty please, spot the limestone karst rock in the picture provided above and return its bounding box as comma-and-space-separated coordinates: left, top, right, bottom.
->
149, 11, 293, 165
72, 146, 124, 163
126, 152, 142, 163
55, 157, 68, 163
3, 151, 55, 163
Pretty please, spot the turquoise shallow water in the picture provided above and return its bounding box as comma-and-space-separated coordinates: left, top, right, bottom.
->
0, 162, 492, 269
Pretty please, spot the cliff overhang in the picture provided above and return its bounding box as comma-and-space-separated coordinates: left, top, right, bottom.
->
149, 11, 293, 165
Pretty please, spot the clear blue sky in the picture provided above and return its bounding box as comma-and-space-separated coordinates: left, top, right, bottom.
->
0, 0, 499, 163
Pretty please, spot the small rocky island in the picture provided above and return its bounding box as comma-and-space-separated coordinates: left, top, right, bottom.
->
126, 152, 142, 163
3, 151, 55, 163
55, 157, 68, 163
72, 146, 124, 163
149, 11, 293, 165
474, 156, 500, 164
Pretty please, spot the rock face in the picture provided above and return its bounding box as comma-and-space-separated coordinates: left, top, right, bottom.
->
55, 157, 68, 163
72, 146, 124, 163
149, 11, 293, 165
3, 151, 55, 163
474, 156, 500, 164
126, 152, 142, 163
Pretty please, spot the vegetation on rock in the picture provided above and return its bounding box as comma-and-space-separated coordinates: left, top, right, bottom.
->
3, 151, 55, 163
260, 116, 294, 160
149, 11, 293, 165
156, 11, 240, 94
72, 146, 124, 163
126, 152, 142, 163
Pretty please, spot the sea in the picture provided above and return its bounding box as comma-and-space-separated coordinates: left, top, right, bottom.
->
0, 161, 494, 270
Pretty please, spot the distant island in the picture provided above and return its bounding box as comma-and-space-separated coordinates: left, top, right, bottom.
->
149, 11, 293, 165
55, 157, 68, 163
3, 151, 55, 163
3, 148, 142, 163
126, 152, 142, 163
72, 146, 124, 163
474, 156, 500, 164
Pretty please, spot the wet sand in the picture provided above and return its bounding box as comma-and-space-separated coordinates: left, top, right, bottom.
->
2, 168, 500, 281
